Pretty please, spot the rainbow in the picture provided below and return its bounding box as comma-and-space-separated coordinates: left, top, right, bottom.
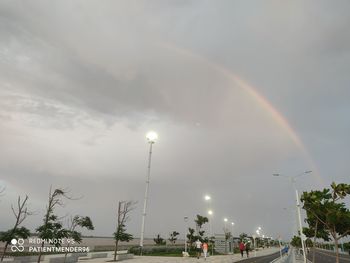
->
158, 42, 323, 186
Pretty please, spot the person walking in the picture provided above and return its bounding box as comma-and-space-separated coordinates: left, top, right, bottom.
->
202, 242, 208, 260
245, 242, 250, 258
239, 241, 245, 258
195, 239, 202, 259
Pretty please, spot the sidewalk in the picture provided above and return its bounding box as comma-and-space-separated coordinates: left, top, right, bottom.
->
78, 247, 279, 263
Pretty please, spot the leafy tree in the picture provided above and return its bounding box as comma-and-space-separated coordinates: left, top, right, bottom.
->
239, 233, 248, 241
208, 235, 215, 254
36, 188, 73, 263
0, 195, 32, 261
194, 214, 208, 241
303, 222, 330, 263
343, 242, 350, 252
113, 201, 135, 261
186, 228, 196, 250
305, 238, 313, 248
153, 234, 166, 245
290, 235, 301, 248
64, 216, 94, 263
301, 182, 350, 263
168, 231, 179, 245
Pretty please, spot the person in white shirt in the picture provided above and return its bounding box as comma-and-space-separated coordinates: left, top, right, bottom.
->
195, 239, 202, 259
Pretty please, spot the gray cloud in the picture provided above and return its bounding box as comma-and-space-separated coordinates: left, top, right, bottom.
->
1, 0, 349, 241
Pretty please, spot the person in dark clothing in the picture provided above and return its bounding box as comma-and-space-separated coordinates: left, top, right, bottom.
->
245, 242, 250, 258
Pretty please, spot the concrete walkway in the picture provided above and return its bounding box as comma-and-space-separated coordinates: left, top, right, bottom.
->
78, 248, 279, 263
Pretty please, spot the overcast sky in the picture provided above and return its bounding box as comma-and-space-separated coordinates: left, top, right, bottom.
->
1, 0, 349, 241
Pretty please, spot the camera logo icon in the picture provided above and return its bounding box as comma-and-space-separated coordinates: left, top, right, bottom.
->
10, 239, 24, 252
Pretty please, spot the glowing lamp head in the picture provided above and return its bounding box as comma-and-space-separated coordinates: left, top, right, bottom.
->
204, 195, 211, 201
208, 210, 213, 215
224, 218, 228, 222
146, 131, 158, 143
231, 222, 235, 225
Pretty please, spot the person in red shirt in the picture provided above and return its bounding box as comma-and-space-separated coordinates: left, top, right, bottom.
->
202, 242, 208, 260
239, 241, 245, 258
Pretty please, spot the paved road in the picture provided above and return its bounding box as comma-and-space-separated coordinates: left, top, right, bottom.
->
307, 249, 350, 263
126, 252, 281, 263
236, 252, 281, 263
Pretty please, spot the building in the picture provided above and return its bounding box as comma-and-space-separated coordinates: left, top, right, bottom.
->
213, 234, 241, 254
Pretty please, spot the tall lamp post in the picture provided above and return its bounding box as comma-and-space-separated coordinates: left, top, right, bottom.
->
204, 195, 212, 235
231, 222, 235, 254
184, 216, 188, 253
231, 222, 235, 237
224, 218, 228, 254
208, 210, 213, 237
208, 210, 214, 256
140, 131, 158, 255
255, 227, 262, 257
204, 195, 213, 256
273, 170, 312, 263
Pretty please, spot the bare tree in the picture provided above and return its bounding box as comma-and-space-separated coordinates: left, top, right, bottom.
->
36, 187, 74, 263
113, 201, 136, 261
0, 195, 32, 261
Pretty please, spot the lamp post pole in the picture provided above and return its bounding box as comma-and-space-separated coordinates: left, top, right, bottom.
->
295, 187, 307, 263
231, 222, 234, 237
184, 216, 188, 253
224, 218, 228, 254
252, 235, 256, 257
273, 171, 312, 263
208, 210, 214, 256
140, 132, 158, 255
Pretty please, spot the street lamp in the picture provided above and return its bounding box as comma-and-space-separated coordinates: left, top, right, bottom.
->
204, 195, 212, 236
207, 210, 214, 256
273, 170, 312, 263
140, 131, 158, 255
223, 218, 228, 254
254, 226, 262, 256
184, 216, 189, 253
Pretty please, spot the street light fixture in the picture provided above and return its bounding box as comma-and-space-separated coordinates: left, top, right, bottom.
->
273, 170, 312, 263
224, 218, 228, 230
204, 195, 211, 201
140, 131, 158, 255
